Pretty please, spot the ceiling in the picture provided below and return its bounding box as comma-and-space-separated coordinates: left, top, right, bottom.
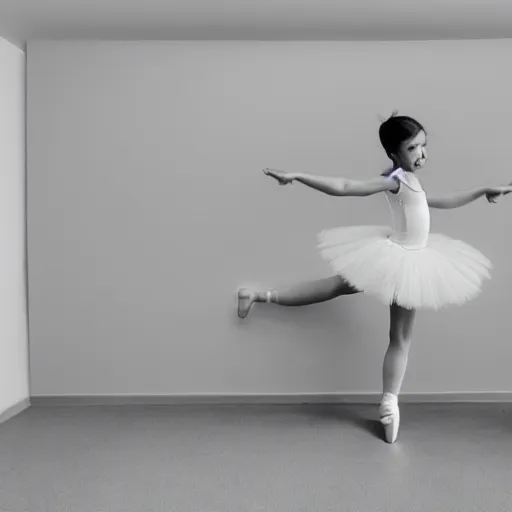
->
1, 0, 512, 49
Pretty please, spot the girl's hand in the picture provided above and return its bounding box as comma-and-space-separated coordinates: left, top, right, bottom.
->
263, 168, 296, 185
485, 182, 512, 203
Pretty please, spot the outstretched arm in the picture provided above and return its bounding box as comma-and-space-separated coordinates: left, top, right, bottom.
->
263, 168, 399, 196
427, 183, 512, 209
427, 187, 487, 209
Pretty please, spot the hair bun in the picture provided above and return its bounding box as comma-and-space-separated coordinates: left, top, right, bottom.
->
378, 110, 400, 124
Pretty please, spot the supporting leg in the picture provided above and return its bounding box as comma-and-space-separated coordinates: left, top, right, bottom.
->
380, 303, 416, 443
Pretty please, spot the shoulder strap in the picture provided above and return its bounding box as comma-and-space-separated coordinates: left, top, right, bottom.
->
389, 169, 423, 192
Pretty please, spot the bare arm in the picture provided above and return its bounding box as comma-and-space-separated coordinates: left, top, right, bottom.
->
427, 187, 488, 209
427, 184, 512, 209
263, 168, 399, 196
294, 174, 400, 196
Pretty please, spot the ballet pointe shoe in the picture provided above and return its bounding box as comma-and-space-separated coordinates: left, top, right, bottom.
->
237, 288, 256, 319
379, 392, 400, 443
238, 288, 274, 318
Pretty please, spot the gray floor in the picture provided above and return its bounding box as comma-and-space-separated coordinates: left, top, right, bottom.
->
0, 403, 511, 512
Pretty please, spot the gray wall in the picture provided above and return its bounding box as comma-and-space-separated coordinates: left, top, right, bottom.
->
27, 40, 512, 397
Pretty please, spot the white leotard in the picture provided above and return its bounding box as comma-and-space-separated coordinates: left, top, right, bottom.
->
385, 168, 430, 250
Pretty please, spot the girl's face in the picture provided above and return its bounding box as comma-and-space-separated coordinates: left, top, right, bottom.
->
392, 130, 428, 172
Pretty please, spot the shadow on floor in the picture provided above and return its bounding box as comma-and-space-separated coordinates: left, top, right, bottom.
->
291, 403, 384, 441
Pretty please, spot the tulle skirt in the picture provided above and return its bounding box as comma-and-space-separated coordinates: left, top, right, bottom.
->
317, 225, 492, 310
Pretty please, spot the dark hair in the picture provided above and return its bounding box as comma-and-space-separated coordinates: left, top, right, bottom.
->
379, 111, 426, 157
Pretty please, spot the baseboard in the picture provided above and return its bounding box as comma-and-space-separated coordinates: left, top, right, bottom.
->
0, 397, 31, 424
29, 391, 512, 407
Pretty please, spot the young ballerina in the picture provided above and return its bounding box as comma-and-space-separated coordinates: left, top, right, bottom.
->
237, 113, 512, 443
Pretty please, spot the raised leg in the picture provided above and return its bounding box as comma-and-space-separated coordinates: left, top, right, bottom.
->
238, 275, 360, 318
380, 303, 416, 443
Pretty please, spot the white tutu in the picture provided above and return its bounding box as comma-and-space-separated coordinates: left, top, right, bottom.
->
317, 225, 492, 310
